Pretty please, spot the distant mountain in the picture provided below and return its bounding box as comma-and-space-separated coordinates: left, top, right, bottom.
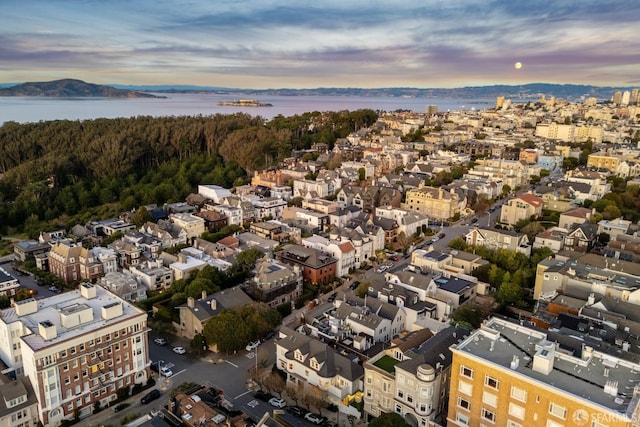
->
116, 83, 628, 101
0, 79, 631, 101
0, 79, 163, 98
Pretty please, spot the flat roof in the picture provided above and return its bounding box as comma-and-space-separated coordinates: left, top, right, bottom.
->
1, 286, 145, 352
456, 317, 640, 415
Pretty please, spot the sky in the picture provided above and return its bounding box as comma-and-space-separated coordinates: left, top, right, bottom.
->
2, 0, 639, 89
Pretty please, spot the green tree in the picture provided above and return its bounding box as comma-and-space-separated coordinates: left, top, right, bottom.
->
130, 207, 152, 227
450, 303, 482, 329
448, 237, 468, 251
190, 333, 208, 356
358, 167, 366, 181
355, 281, 370, 298
497, 281, 524, 307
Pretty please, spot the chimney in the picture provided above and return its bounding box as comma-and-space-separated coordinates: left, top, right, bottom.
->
187, 297, 195, 309
210, 299, 217, 310
201, 290, 207, 300
588, 293, 595, 305
510, 355, 520, 370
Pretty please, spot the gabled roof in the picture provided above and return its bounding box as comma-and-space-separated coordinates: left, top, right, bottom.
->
517, 193, 543, 208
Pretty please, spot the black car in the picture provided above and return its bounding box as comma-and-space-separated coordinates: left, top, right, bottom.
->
349, 281, 360, 290
113, 403, 129, 412
470, 218, 478, 224
286, 405, 307, 417
262, 331, 275, 342
141, 389, 161, 404
327, 293, 337, 303
254, 390, 274, 402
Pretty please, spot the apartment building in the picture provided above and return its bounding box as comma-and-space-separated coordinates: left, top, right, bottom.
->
404, 186, 463, 221
48, 242, 104, 283
276, 326, 364, 407
0, 267, 20, 297
169, 213, 206, 240
500, 193, 544, 226
0, 284, 149, 426
242, 257, 303, 308
448, 316, 640, 427
277, 244, 337, 286
364, 327, 467, 426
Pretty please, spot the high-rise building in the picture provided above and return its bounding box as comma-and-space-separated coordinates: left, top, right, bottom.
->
447, 316, 640, 426
631, 89, 639, 105
613, 91, 623, 105
0, 284, 150, 426
496, 96, 504, 109
622, 91, 631, 106
425, 105, 438, 115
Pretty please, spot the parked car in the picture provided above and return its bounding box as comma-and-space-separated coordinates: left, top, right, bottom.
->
254, 390, 273, 402
141, 389, 161, 404
261, 331, 275, 342
160, 367, 173, 377
269, 397, 286, 408
172, 346, 186, 354
390, 255, 398, 261
246, 340, 260, 351
327, 293, 337, 303
286, 406, 307, 417
113, 403, 129, 412
153, 337, 167, 346
470, 218, 478, 224
438, 233, 446, 239
305, 413, 326, 425
349, 281, 360, 290
149, 360, 159, 372
323, 420, 338, 427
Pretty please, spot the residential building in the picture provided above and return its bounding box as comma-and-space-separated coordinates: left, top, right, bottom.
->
282, 207, 330, 232
464, 227, 531, 256
0, 284, 149, 426
563, 223, 598, 252
0, 267, 19, 297
364, 327, 467, 426
404, 186, 463, 221
277, 245, 337, 286
86, 219, 136, 238
13, 240, 50, 263
242, 257, 303, 308
276, 326, 364, 407
206, 204, 243, 226
176, 287, 252, 340
500, 193, 544, 226
598, 218, 632, 240
174, 387, 249, 427
253, 197, 288, 220
0, 376, 39, 427
98, 272, 146, 302
336, 185, 402, 213
448, 316, 640, 427
108, 240, 142, 270
375, 206, 430, 237
128, 260, 173, 291
558, 207, 593, 230
195, 209, 228, 232
302, 198, 339, 215
47, 242, 104, 283
302, 235, 356, 278
169, 248, 232, 281
169, 213, 206, 241
293, 179, 329, 199
197, 184, 232, 203
533, 227, 567, 253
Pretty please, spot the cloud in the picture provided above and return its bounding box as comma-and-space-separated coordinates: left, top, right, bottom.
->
1, 0, 638, 87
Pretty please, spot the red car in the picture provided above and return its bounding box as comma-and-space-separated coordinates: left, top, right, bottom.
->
438, 233, 446, 239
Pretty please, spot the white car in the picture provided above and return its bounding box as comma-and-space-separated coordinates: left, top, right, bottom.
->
153, 338, 167, 346
246, 340, 260, 352
172, 346, 186, 354
269, 397, 286, 408
304, 413, 325, 425
159, 366, 173, 377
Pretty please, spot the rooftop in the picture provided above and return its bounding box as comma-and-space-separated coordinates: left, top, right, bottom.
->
456, 317, 640, 416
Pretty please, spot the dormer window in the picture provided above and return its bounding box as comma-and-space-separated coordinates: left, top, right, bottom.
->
310, 358, 320, 371
294, 350, 305, 362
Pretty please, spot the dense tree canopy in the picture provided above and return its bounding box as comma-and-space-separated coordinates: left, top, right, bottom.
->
0, 109, 378, 235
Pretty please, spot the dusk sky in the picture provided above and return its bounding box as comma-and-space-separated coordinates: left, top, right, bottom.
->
2, 0, 639, 89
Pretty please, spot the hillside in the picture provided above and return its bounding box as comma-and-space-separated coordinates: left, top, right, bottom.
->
0, 79, 162, 98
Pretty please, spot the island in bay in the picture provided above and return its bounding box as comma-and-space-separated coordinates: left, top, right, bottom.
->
217, 99, 273, 107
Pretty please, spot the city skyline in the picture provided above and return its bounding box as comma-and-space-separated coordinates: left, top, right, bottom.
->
2, 0, 639, 89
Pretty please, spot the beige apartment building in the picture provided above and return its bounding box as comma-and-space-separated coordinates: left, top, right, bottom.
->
404, 186, 462, 221
500, 193, 543, 226
0, 284, 150, 426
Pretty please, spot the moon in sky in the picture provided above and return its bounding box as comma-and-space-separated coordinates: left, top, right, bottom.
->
515, 62, 523, 69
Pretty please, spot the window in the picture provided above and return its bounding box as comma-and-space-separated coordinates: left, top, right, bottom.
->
460, 365, 474, 379
397, 390, 404, 399
481, 408, 496, 423
458, 381, 473, 396
455, 413, 469, 426
484, 375, 499, 390
457, 397, 471, 411
482, 391, 498, 407
508, 403, 525, 420
548, 403, 567, 420
507, 421, 522, 427
366, 376, 372, 384
510, 386, 527, 403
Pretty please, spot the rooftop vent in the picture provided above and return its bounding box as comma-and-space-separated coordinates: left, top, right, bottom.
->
15, 298, 38, 316
80, 283, 97, 299
102, 302, 123, 320
38, 320, 57, 340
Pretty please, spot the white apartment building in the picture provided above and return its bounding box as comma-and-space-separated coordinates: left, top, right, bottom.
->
169, 213, 206, 240
0, 284, 149, 426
